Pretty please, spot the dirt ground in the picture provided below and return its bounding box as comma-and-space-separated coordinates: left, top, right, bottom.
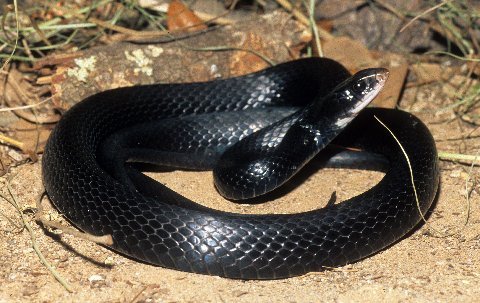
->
1, 91, 479, 302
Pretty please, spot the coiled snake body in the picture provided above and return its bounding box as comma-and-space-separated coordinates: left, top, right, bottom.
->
42, 58, 439, 279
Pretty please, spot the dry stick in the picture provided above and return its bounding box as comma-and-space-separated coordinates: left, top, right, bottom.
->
373, 116, 426, 223
438, 151, 480, 165
463, 150, 479, 231
1, 91, 59, 124
1, 0, 19, 71
4, 180, 74, 292
400, 0, 451, 33
88, 6, 231, 38
0, 133, 24, 150
88, 7, 273, 64
0, 193, 23, 232
88, 16, 223, 43
20, 39, 34, 61
374, 115, 470, 237
376, 0, 460, 49
274, 0, 308, 26
308, 0, 323, 57
0, 96, 52, 112
182, 45, 275, 66
88, 17, 158, 37
275, 0, 334, 40
27, 14, 52, 47
425, 50, 480, 62
0, 75, 59, 124
0, 134, 33, 162
36, 192, 113, 246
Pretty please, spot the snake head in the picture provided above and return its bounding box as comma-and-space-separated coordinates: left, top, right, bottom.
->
328, 68, 389, 128
345, 68, 389, 109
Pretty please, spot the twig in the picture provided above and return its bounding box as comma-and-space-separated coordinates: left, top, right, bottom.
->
275, 0, 309, 25
425, 50, 480, 62
400, 0, 451, 33
376, 0, 463, 53
438, 151, 480, 165
89, 16, 223, 43
88, 17, 153, 37
0, 96, 53, 112
183, 45, 275, 66
4, 180, 74, 292
14, 22, 98, 32
463, 150, 479, 231
374, 115, 465, 238
1, 0, 20, 71
0, 198, 23, 232
374, 116, 426, 223
35, 192, 114, 246
0, 133, 24, 150
27, 14, 52, 46
308, 0, 323, 57
20, 39, 34, 61
275, 0, 333, 40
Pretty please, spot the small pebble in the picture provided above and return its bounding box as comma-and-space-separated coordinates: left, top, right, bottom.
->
88, 274, 105, 283
104, 256, 115, 266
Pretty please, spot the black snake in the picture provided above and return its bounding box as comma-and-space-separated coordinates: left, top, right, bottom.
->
42, 58, 439, 279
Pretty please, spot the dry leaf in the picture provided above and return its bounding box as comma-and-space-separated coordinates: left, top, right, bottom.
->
373, 63, 408, 108
372, 52, 409, 109
323, 36, 376, 73
324, 36, 408, 108
167, 0, 207, 32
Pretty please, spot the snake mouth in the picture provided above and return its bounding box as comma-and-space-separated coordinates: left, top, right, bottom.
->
370, 69, 389, 100
365, 68, 389, 101
375, 69, 389, 84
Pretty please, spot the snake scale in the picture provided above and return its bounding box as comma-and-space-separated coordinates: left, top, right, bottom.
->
42, 58, 439, 279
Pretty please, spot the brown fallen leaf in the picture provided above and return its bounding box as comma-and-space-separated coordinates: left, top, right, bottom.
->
324, 36, 408, 109
372, 63, 408, 108
323, 36, 376, 73
167, 0, 207, 32
372, 52, 409, 109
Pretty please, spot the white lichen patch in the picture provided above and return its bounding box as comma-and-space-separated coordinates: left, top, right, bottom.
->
124, 48, 155, 76
67, 56, 97, 82
147, 45, 164, 57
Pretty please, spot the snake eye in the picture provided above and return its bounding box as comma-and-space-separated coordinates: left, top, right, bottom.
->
352, 78, 372, 95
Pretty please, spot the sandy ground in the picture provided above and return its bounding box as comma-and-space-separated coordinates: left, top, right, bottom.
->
1, 93, 480, 302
